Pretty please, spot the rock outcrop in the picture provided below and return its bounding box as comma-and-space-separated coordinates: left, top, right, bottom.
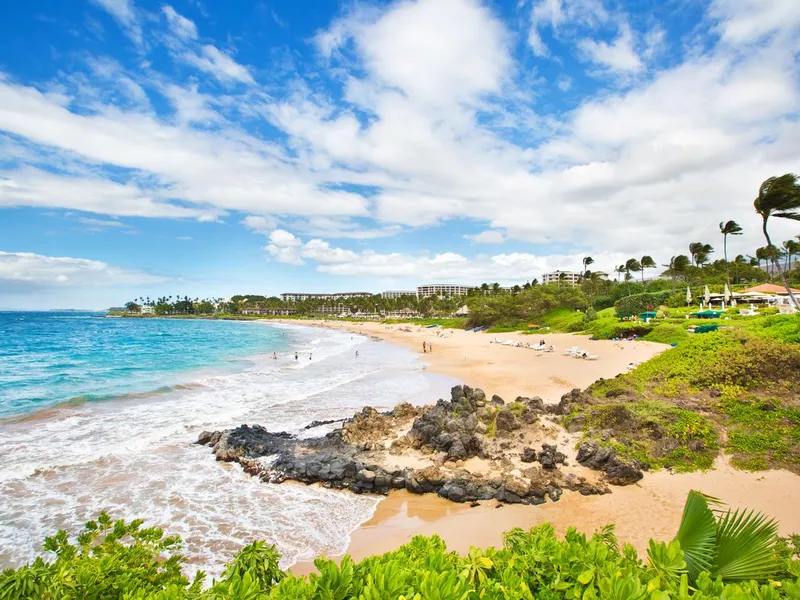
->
198, 386, 638, 506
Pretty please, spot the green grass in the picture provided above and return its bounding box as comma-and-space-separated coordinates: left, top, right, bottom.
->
714, 396, 800, 472
539, 307, 586, 332
642, 323, 689, 345
381, 317, 467, 329
580, 402, 719, 472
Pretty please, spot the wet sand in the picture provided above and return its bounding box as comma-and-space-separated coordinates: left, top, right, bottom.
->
283, 319, 800, 573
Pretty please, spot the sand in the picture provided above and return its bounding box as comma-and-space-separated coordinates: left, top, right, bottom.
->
284, 320, 800, 572
304, 320, 666, 402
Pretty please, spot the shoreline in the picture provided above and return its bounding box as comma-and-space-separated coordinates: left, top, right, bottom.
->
280, 319, 800, 574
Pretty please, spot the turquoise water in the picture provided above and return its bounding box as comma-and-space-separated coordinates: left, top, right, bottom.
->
0, 314, 456, 575
0, 312, 288, 417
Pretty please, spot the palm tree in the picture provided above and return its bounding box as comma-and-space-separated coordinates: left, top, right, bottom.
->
624, 258, 641, 282
582, 256, 594, 277
663, 255, 690, 293
782, 239, 800, 272
614, 265, 626, 282
659, 490, 781, 585
689, 242, 713, 267
733, 254, 747, 284
640, 255, 656, 283
754, 174, 800, 308
719, 221, 743, 286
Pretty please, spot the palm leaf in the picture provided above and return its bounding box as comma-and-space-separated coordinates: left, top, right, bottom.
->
674, 491, 718, 583
711, 506, 780, 581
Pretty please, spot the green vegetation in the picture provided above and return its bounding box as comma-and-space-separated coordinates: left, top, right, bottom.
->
614, 291, 671, 318
643, 324, 689, 345
580, 402, 718, 472
3, 497, 799, 600
579, 330, 800, 473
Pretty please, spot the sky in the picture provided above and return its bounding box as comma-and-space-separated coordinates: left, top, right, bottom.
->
0, 0, 798, 309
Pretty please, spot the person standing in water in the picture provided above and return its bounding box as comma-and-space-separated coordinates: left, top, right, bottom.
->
309, 353, 312, 360
272, 352, 277, 360
355, 350, 359, 358
294, 352, 298, 360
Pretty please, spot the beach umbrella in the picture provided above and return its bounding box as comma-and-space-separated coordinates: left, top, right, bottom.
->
723, 284, 731, 308
704, 285, 711, 306
686, 287, 693, 305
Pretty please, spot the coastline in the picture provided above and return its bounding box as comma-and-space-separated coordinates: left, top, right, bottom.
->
282, 319, 800, 573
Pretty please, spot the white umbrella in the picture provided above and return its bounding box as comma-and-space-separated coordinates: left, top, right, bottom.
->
686, 287, 693, 305
704, 285, 711, 306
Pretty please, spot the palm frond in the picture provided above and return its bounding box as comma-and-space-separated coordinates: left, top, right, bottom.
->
674, 491, 718, 583
711, 506, 780, 582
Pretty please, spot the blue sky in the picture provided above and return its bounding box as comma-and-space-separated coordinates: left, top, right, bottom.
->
0, 0, 798, 309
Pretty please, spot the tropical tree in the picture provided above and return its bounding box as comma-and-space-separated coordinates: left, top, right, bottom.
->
754, 174, 800, 308
582, 256, 594, 277
640, 255, 656, 283
689, 242, 714, 267
624, 258, 641, 282
668, 490, 781, 585
783, 239, 800, 272
719, 220, 743, 286
614, 265, 626, 282
663, 255, 690, 292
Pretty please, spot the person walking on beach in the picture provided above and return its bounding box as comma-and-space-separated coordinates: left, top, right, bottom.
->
422, 341, 427, 353
429, 342, 433, 352
272, 352, 277, 360
294, 352, 298, 360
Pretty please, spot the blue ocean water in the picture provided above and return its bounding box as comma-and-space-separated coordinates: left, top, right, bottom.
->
0, 314, 457, 576
0, 312, 289, 417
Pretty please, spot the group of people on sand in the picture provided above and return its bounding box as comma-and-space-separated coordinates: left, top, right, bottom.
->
422, 341, 433, 353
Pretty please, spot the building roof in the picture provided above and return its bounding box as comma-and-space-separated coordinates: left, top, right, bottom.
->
742, 283, 800, 295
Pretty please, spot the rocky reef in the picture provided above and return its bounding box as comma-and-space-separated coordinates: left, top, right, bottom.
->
198, 385, 644, 505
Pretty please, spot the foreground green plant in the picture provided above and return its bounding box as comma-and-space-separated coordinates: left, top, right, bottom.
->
2, 492, 799, 599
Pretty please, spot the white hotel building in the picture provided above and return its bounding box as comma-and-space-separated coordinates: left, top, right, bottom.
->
280, 292, 373, 302
381, 291, 417, 299
416, 284, 474, 298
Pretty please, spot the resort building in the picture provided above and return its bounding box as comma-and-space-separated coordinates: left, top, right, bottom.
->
280, 292, 373, 302
140, 305, 154, 314
416, 284, 474, 297
381, 291, 417, 299
541, 270, 581, 286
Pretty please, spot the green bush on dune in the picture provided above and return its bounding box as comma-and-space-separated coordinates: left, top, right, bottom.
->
2, 495, 799, 600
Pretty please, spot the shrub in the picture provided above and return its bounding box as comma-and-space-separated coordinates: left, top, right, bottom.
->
3, 509, 799, 600
643, 324, 689, 345
614, 291, 672, 318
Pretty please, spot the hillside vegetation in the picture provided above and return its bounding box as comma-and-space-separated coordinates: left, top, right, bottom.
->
568, 330, 800, 473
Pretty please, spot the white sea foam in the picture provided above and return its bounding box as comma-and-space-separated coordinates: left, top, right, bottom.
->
0, 324, 456, 575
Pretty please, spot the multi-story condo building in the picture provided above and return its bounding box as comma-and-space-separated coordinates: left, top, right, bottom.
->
381, 291, 417, 299
541, 270, 581, 286
416, 284, 474, 298
280, 292, 373, 302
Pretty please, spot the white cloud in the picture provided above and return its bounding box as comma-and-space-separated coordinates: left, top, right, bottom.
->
163, 83, 218, 124
0, 251, 168, 288
183, 45, 254, 84
528, 0, 609, 55
265, 229, 305, 265
242, 215, 278, 234
89, 0, 142, 46
710, 0, 800, 44
76, 216, 130, 229
162, 5, 198, 41
466, 230, 505, 244
0, 168, 218, 220
578, 24, 643, 73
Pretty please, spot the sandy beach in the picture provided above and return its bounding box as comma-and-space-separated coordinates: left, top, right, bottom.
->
304, 320, 666, 402
287, 320, 800, 573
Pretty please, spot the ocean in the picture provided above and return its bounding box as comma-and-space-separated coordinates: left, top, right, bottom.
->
0, 312, 454, 574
